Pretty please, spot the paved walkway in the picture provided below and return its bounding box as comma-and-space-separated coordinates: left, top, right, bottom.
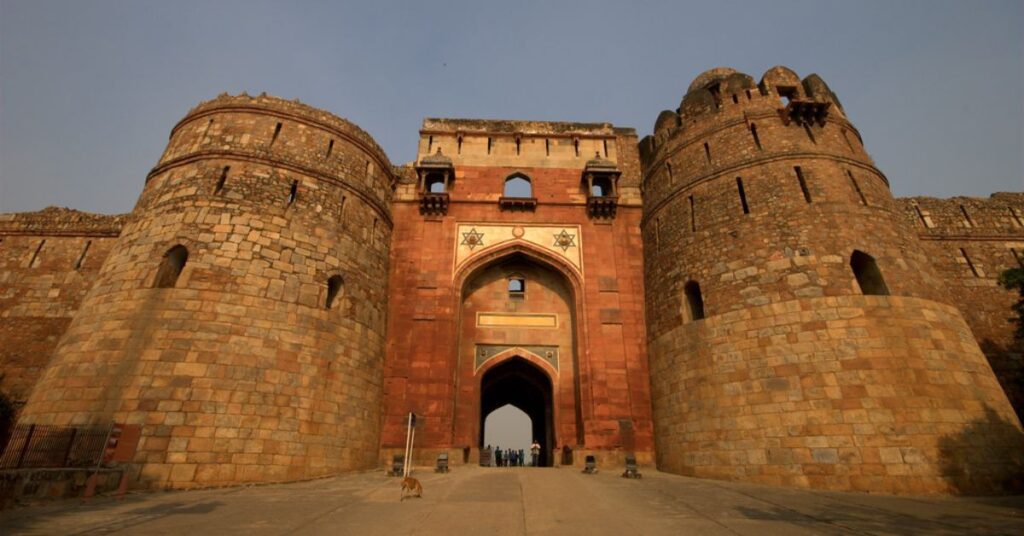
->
3, 466, 1023, 535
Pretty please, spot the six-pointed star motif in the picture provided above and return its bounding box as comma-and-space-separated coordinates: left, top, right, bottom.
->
553, 229, 577, 252
461, 228, 485, 250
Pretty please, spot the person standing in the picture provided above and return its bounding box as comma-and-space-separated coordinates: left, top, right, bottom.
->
530, 440, 541, 467
519, 449, 525, 467
495, 446, 503, 467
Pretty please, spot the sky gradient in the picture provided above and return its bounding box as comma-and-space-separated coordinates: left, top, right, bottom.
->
1, 0, 1022, 215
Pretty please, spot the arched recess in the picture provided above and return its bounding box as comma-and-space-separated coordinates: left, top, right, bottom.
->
479, 356, 555, 466
452, 241, 588, 449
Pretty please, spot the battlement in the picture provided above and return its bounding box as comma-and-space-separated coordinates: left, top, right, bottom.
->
0, 206, 126, 237
899, 192, 1024, 235
421, 117, 633, 137
178, 92, 393, 169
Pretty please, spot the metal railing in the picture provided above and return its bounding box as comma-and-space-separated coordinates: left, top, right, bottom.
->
0, 424, 108, 469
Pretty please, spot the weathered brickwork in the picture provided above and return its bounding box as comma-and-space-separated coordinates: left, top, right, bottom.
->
900, 194, 1024, 420
13, 94, 393, 488
641, 66, 1024, 494
0, 65, 1021, 496
0, 208, 124, 403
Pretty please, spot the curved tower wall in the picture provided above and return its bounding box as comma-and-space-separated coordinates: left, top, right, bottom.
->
642, 67, 1024, 495
18, 94, 393, 488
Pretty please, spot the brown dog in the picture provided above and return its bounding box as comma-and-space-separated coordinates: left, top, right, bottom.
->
400, 476, 423, 500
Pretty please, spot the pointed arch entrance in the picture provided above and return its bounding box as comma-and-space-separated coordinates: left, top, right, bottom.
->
479, 357, 554, 466
452, 243, 585, 464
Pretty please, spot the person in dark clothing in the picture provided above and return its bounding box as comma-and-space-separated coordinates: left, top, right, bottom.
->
519, 449, 525, 467
495, 446, 503, 467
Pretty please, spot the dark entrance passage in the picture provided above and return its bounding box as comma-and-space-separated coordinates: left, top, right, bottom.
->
480, 357, 554, 466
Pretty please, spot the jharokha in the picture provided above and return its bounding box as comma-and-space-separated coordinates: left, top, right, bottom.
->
2, 66, 1023, 495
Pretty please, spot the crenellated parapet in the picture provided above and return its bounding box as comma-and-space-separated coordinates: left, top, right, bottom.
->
641, 66, 872, 215
153, 93, 395, 220
0, 206, 127, 237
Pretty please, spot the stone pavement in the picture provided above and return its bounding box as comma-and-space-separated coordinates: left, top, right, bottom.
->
2, 466, 1023, 535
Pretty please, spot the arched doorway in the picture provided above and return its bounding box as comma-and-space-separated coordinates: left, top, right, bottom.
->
479, 357, 554, 466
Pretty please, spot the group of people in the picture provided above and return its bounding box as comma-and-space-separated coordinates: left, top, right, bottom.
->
484, 441, 542, 467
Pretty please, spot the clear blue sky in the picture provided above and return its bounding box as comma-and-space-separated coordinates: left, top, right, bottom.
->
1, 0, 1021, 214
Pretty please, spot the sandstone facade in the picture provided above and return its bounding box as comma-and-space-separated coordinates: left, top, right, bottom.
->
1, 66, 1022, 495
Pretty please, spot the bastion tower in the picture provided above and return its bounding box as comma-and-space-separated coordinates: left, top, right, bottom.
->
16, 94, 394, 487
641, 67, 1024, 494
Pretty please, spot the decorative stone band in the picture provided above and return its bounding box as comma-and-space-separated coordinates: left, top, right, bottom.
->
476, 312, 558, 328
476, 344, 560, 372
455, 223, 583, 274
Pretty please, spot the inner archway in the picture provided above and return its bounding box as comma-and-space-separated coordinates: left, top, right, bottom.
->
480, 357, 554, 466
483, 404, 532, 463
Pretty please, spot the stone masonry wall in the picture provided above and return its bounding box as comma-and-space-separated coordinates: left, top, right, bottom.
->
0, 208, 124, 404
900, 193, 1024, 419
641, 66, 1024, 494
16, 94, 393, 489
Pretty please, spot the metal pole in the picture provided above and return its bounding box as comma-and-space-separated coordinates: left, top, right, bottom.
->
408, 424, 416, 477
403, 412, 413, 477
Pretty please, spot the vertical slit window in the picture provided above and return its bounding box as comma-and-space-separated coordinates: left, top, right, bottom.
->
194, 118, 214, 150
655, 217, 661, 252
603, 139, 608, 157
794, 166, 812, 203
326, 139, 334, 158
745, 89, 752, 100
750, 123, 762, 151
960, 248, 981, 277
487, 137, 492, 154
457, 136, 463, 154
689, 195, 696, 232
515, 137, 521, 155
75, 240, 92, 270
215, 166, 229, 194
270, 122, 282, 148
1010, 208, 1023, 227
913, 204, 932, 228
666, 162, 673, 184
288, 180, 298, 205
574, 138, 580, 157
803, 124, 817, 144
545, 139, 550, 156
703, 142, 711, 164
736, 177, 749, 214
841, 129, 855, 152
340, 195, 347, 224
28, 239, 45, 268
959, 205, 975, 228
731, 94, 739, 104
1011, 248, 1024, 269
847, 170, 867, 205
428, 135, 433, 153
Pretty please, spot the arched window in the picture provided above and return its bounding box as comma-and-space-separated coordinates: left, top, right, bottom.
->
591, 176, 612, 197
325, 275, 344, 309
426, 174, 446, 193
683, 280, 705, 322
850, 250, 889, 296
153, 245, 188, 289
508, 275, 525, 298
504, 175, 532, 198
